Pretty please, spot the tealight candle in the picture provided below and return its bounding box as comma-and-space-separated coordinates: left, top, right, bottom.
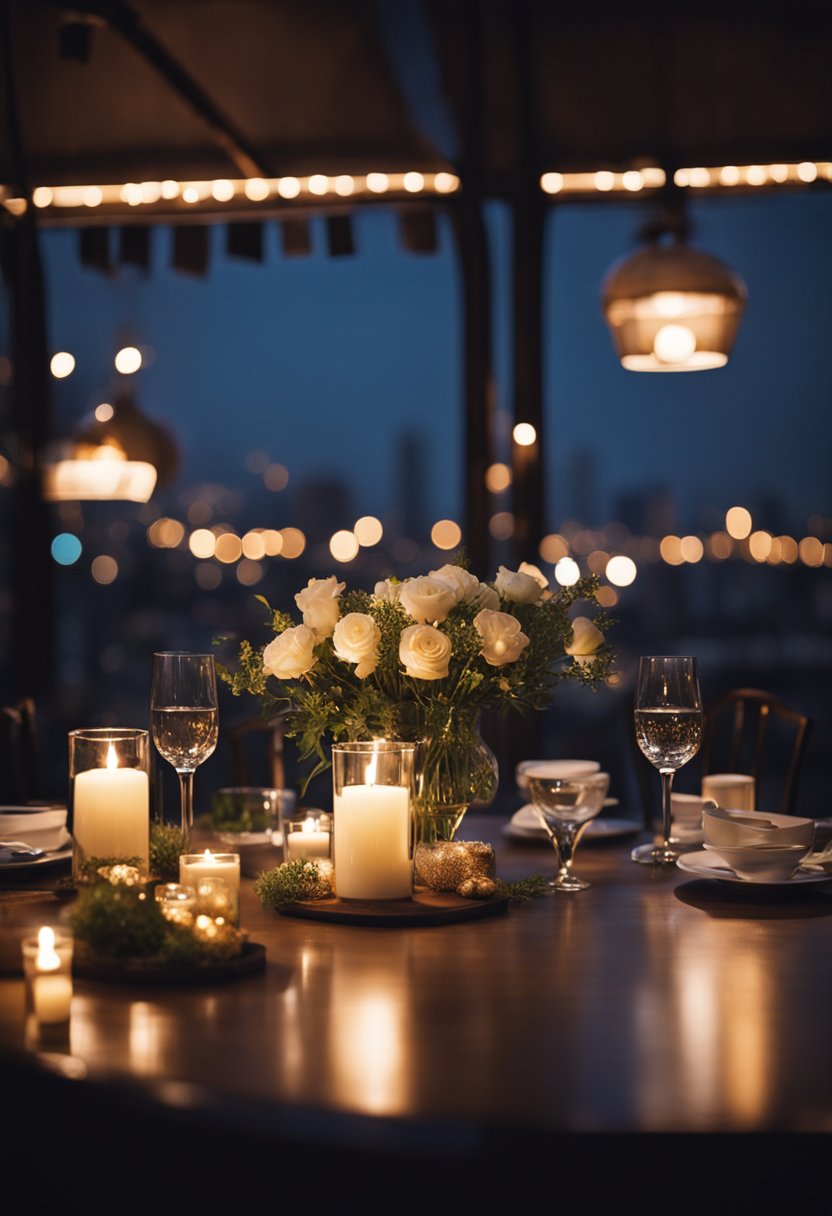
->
285, 814, 332, 861
21, 927, 74, 1025
180, 851, 240, 924
155, 882, 196, 926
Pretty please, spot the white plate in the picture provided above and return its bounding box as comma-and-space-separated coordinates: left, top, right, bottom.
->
0, 844, 73, 872
676, 849, 832, 886
504, 809, 641, 845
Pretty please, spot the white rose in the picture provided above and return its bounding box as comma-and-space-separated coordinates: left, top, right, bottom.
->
429, 564, 479, 603
474, 609, 530, 666
373, 578, 401, 604
469, 581, 500, 611
494, 565, 544, 604
332, 612, 381, 679
399, 624, 452, 680
295, 576, 344, 638
263, 625, 317, 680
565, 616, 604, 667
518, 561, 549, 590
399, 576, 458, 624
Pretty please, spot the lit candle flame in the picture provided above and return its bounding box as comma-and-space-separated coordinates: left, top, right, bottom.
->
366, 750, 378, 786
36, 926, 61, 972
106, 743, 118, 771
301, 817, 320, 835
203, 849, 214, 863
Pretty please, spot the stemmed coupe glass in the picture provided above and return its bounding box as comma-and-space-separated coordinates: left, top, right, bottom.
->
631, 655, 702, 866
150, 652, 219, 836
527, 770, 610, 892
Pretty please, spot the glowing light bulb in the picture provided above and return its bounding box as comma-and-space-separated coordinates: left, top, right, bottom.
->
653, 324, 696, 364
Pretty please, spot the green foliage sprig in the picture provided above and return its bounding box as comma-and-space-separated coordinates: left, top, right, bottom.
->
495, 874, 550, 903
150, 821, 189, 881
254, 859, 334, 911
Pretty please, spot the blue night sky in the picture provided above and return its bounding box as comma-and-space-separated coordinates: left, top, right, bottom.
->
40, 188, 832, 539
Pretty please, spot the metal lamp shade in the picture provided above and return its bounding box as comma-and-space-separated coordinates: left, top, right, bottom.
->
601, 243, 747, 372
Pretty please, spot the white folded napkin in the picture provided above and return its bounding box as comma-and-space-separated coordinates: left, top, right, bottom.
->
0, 807, 69, 852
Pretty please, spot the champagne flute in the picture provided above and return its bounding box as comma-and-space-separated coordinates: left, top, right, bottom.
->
527, 770, 610, 891
150, 652, 218, 836
631, 655, 702, 866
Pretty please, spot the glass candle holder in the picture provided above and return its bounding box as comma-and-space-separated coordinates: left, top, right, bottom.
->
332, 741, 417, 901
180, 851, 240, 925
69, 728, 150, 878
155, 882, 197, 926
283, 811, 333, 861
21, 927, 74, 1027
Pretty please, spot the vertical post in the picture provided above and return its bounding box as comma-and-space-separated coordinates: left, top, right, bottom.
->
510, 191, 545, 562
451, 200, 493, 575
1, 2, 55, 701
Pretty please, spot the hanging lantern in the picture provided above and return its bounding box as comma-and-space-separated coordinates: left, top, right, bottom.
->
601, 239, 747, 372
43, 390, 178, 502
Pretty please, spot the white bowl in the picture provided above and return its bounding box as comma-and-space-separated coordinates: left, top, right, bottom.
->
703, 841, 812, 882
516, 759, 600, 791
703, 807, 815, 850
0, 806, 69, 852
671, 793, 706, 824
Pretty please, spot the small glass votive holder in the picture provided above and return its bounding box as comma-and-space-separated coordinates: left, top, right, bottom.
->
193, 876, 236, 923
69, 727, 150, 878
212, 787, 295, 840
283, 811, 333, 862
154, 882, 197, 927
21, 928, 74, 1029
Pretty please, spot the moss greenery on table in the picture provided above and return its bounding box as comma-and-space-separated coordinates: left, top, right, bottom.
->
68, 821, 245, 968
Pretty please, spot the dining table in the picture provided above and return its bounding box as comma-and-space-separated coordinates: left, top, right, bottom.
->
2, 809, 831, 1204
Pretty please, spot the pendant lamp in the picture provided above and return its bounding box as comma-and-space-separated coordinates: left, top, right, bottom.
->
601, 230, 747, 372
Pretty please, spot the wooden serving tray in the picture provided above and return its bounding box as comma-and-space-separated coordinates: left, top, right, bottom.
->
279, 887, 509, 926
73, 940, 266, 986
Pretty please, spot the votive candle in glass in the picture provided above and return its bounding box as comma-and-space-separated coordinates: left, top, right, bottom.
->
180, 851, 240, 924
332, 741, 416, 900
284, 812, 332, 861
69, 728, 149, 877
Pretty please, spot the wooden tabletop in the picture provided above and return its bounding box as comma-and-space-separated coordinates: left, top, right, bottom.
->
2, 814, 832, 1196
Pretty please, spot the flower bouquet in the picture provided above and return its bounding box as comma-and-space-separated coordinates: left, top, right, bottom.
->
221, 559, 613, 843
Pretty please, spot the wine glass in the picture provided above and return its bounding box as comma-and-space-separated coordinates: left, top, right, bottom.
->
631, 655, 702, 866
150, 652, 219, 835
527, 770, 610, 892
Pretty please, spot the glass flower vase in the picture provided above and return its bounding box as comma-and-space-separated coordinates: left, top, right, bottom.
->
414, 710, 499, 845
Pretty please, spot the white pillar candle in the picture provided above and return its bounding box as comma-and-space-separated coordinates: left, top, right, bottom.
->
180, 851, 240, 924
285, 816, 331, 860
73, 745, 149, 865
334, 784, 412, 900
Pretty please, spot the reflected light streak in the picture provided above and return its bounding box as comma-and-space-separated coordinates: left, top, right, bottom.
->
329, 962, 410, 1115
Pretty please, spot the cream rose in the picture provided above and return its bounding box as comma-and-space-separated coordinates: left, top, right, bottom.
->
565, 616, 604, 667
429, 564, 479, 603
430, 564, 499, 610
399, 624, 452, 680
295, 576, 344, 638
332, 612, 381, 679
373, 578, 401, 604
399, 576, 457, 624
474, 609, 530, 666
263, 625, 317, 680
518, 561, 549, 590
494, 565, 544, 604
